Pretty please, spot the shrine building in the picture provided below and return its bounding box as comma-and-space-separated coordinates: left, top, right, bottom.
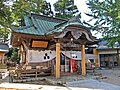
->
11, 13, 98, 79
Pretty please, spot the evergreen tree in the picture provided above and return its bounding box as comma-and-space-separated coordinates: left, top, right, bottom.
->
0, 0, 13, 43
12, 0, 53, 26
0, 0, 53, 42
85, 0, 120, 46
28, 0, 53, 16
54, 0, 79, 19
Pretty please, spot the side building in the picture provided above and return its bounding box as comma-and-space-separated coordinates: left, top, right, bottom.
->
0, 43, 9, 64
97, 47, 120, 68
96, 40, 120, 68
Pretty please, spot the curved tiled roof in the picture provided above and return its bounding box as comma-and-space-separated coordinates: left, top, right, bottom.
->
11, 13, 94, 42
11, 13, 66, 35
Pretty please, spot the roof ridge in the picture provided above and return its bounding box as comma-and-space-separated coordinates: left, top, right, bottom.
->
30, 13, 67, 22
17, 25, 34, 30
54, 14, 83, 29
68, 14, 81, 23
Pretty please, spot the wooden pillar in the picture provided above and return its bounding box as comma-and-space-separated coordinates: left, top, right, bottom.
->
56, 43, 60, 79
81, 45, 86, 76
93, 48, 99, 67
19, 45, 23, 64
2, 53, 5, 64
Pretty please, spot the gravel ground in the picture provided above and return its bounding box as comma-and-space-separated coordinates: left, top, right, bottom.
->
1, 68, 120, 86
1, 68, 120, 90
22, 68, 120, 86
65, 79, 120, 90
94, 68, 120, 85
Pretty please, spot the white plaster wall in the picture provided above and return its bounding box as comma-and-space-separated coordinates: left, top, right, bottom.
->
28, 50, 56, 63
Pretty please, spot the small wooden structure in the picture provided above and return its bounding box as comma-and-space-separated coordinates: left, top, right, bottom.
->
11, 13, 95, 79
0, 43, 9, 64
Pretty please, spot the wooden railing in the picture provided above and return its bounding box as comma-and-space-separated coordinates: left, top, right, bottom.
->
15, 68, 51, 79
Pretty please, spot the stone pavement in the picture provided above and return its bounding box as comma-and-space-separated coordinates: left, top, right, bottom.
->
65, 79, 120, 90
0, 79, 120, 90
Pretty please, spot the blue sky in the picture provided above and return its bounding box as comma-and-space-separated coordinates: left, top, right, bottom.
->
46, 0, 102, 38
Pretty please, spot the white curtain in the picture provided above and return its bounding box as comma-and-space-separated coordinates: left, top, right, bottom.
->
28, 50, 97, 63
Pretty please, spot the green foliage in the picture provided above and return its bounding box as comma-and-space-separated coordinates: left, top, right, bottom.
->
54, 0, 79, 19
6, 48, 19, 63
28, 0, 53, 16
0, 27, 10, 42
0, 0, 13, 42
0, 0, 14, 28
85, 0, 120, 46
0, 0, 53, 42
12, 0, 53, 26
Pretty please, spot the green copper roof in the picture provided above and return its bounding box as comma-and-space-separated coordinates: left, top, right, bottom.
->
12, 13, 66, 35
24, 16, 32, 26
12, 13, 86, 36
47, 15, 84, 35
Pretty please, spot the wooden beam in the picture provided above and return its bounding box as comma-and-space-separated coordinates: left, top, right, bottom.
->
81, 45, 86, 76
48, 44, 64, 50
56, 43, 60, 79
62, 43, 81, 48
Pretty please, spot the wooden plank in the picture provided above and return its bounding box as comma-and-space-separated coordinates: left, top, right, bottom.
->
32, 40, 48, 48
15, 68, 51, 78
20, 73, 51, 77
